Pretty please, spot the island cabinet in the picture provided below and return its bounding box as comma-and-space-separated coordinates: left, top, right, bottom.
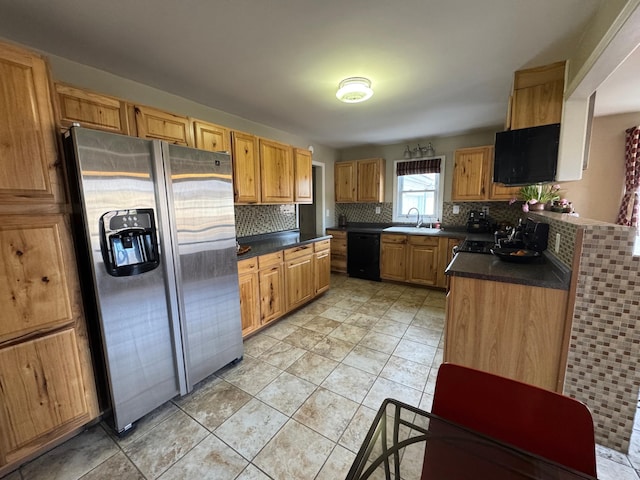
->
452, 145, 519, 201
335, 158, 385, 203
55, 83, 130, 135
444, 276, 569, 392
509, 61, 565, 130
326, 229, 347, 273
0, 40, 99, 475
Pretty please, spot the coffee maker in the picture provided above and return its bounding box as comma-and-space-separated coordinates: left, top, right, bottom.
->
466, 210, 491, 233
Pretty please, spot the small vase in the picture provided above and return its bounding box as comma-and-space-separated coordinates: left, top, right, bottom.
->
528, 202, 545, 211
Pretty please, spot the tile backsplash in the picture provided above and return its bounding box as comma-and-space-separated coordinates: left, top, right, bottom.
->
335, 203, 393, 224
234, 204, 297, 238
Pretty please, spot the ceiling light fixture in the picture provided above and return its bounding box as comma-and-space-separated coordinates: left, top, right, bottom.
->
336, 77, 373, 103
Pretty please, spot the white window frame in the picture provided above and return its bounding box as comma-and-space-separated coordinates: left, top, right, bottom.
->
392, 156, 445, 224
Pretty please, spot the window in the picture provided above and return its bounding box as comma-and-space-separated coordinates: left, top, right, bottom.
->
393, 156, 445, 224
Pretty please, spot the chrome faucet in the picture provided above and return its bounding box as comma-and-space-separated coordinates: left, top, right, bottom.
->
407, 207, 422, 227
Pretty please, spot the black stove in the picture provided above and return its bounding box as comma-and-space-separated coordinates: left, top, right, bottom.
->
454, 239, 495, 254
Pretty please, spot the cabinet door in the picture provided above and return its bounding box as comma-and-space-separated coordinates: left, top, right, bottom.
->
510, 61, 565, 130
380, 235, 406, 281
285, 254, 315, 312
0, 42, 64, 205
231, 131, 260, 204
314, 247, 331, 296
293, 148, 313, 204
193, 120, 230, 153
0, 329, 90, 463
259, 138, 294, 203
55, 83, 129, 135
133, 105, 192, 145
357, 158, 384, 202
452, 146, 491, 201
238, 271, 260, 338
406, 237, 439, 286
259, 263, 284, 324
335, 162, 357, 203
490, 182, 521, 201
326, 229, 347, 273
0, 215, 75, 343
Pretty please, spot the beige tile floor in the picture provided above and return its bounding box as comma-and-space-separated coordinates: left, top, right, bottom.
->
4, 275, 640, 480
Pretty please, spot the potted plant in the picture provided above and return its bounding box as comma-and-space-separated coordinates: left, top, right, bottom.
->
511, 184, 562, 212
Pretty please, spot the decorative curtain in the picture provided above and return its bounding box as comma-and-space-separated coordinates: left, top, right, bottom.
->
397, 158, 441, 176
616, 126, 640, 228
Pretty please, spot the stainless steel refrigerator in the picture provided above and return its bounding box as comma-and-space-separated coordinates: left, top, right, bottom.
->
64, 127, 243, 433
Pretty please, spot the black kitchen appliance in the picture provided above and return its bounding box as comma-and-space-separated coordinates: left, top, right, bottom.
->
347, 232, 381, 281
455, 239, 495, 254
466, 210, 491, 233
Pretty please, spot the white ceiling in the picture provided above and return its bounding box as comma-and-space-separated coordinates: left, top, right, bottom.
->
0, 0, 635, 148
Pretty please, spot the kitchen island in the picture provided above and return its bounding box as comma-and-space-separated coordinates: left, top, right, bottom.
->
444, 250, 573, 392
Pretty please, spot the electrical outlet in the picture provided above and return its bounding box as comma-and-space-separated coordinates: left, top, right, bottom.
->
326, 209, 330, 218
555, 233, 561, 253
375, 206, 381, 214
453, 205, 460, 214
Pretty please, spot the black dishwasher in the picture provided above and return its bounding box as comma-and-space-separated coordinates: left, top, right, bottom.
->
347, 232, 381, 281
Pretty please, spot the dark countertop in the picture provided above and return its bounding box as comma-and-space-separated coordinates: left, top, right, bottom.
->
326, 223, 468, 238
445, 250, 571, 290
236, 230, 331, 260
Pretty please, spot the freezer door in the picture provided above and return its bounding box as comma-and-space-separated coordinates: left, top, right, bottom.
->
163, 143, 243, 390
66, 128, 185, 432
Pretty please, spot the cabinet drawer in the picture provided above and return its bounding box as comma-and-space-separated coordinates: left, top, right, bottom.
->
314, 239, 331, 252
408, 235, 439, 246
327, 229, 346, 240
381, 234, 407, 244
258, 251, 283, 268
237, 257, 258, 275
284, 243, 314, 261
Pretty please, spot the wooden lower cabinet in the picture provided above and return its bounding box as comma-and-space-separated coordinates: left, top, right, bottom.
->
284, 244, 315, 312
238, 239, 331, 338
237, 258, 260, 337
380, 234, 407, 281
406, 236, 439, 286
0, 214, 98, 472
444, 276, 569, 392
381, 234, 454, 288
314, 240, 331, 295
326, 229, 346, 273
258, 252, 285, 325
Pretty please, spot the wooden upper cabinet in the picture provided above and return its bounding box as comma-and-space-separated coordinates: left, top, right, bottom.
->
357, 158, 385, 202
193, 120, 230, 153
510, 61, 565, 130
453, 145, 519, 201
0, 41, 64, 206
335, 158, 385, 203
293, 148, 313, 204
133, 105, 193, 146
231, 130, 260, 204
452, 146, 491, 201
335, 161, 357, 203
259, 138, 294, 203
55, 83, 129, 135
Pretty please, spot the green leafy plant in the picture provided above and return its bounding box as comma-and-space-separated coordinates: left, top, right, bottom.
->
515, 184, 562, 205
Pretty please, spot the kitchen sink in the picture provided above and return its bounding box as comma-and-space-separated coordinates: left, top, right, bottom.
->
383, 226, 442, 235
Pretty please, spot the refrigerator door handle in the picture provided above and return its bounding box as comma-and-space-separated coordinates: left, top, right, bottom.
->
152, 140, 189, 395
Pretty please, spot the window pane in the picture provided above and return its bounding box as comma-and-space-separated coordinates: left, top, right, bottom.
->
400, 191, 436, 216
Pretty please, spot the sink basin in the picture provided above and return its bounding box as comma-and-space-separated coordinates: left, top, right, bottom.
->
383, 226, 442, 235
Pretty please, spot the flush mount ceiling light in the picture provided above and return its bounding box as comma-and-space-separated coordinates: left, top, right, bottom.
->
336, 77, 373, 103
